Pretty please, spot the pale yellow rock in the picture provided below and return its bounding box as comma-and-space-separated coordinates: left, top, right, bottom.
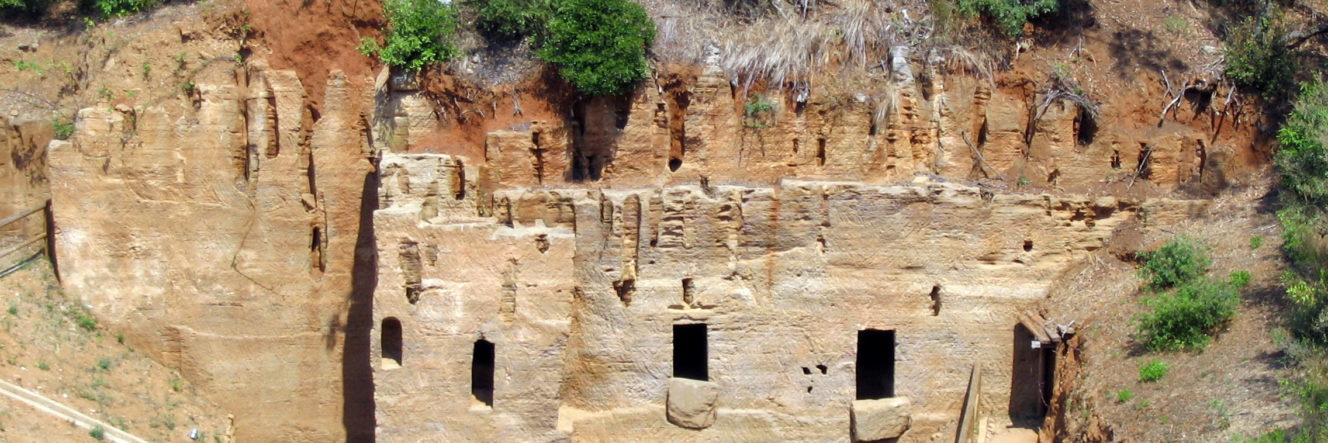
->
852, 397, 912, 441
666, 377, 718, 429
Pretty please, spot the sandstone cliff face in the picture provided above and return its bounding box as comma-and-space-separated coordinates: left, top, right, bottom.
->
41, 25, 1255, 439
371, 157, 1205, 440
48, 62, 375, 440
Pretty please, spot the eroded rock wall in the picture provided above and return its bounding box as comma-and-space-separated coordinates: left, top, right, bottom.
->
47, 63, 375, 440
371, 147, 1206, 440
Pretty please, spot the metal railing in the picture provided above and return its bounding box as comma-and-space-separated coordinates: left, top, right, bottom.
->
0, 200, 51, 278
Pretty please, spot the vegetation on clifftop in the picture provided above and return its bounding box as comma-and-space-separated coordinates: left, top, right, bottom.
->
359, 0, 461, 72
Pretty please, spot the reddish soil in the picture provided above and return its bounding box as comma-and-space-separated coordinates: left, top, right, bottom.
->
243, 0, 384, 112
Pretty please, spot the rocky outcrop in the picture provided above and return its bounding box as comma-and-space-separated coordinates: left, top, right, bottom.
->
47, 63, 375, 441
369, 148, 1205, 441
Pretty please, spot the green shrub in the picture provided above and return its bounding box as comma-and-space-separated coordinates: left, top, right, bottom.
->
468, 0, 551, 40
1225, 12, 1295, 98
1115, 388, 1134, 403
97, 357, 111, 371
1138, 360, 1169, 381
1230, 270, 1253, 287
75, 312, 97, 331
52, 117, 74, 140
0, 0, 56, 15
361, 0, 460, 71
89, 425, 105, 440
537, 0, 654, 96
1251, 235, 1264, 249
1136, 279, 1240, 351
86, 0, 162, 17
1277, 80, 1328, 206
956, 0, 1059, 37
1137, 237, 1211, 291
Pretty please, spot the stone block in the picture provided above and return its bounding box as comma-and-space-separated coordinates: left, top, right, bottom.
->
851, 397, 911, 441
667, 377, 718, 429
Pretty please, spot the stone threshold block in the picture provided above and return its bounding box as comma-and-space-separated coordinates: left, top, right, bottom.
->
666, 377, 718, 429
851, 397, 911, 441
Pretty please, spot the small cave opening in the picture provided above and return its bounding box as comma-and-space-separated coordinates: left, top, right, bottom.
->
381, 317, 402, 369
1023, 240, 1034, 252
310, 226, 325, 274
1136, 144, 1153, 180
453, 159, 467, 200
674, 324, 708, 381
856, 329, 895, 400
669, 158, 683, 172
613, 278, 635, 306
929, 285, 942, 316
816, 138, 827, 167
1110, 150, 1122, 170
816, 364, 828, 375
1074, 105, 1097, 146
681, 278, 695, 306
472, 339, 495, 407
977, 118, 989, 148
802, 367, 812, 375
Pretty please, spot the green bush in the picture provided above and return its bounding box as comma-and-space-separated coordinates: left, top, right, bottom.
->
1277, 80, 1328, 206
1230, 270, 1253, 287
1225, 13, 1295, 98
1137, 237, 1212, 291
361, 0, 461, 71
89, 425, 105, 440
468, 0, 551, 40
0, 0, 56, 15
1251, 235, 1265, 249
87, 0, 161, 17
1115, 388, 1134, 403
537, 0, 654, 96
1136, 279, 1240, 351
956, 0, 1059, 37
1138, 360, 1169, 382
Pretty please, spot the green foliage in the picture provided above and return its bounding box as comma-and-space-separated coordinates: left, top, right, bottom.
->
5, 305, 15, 316
744, 93, 775, 129
52, 117, 74, 140
1225, 12, 1295, 98
1251, 235, 1265, 249
956, 0, 1059, 37
1230, 270, 1253, 287
0, 0, 57, 16
1137, 237, 1211, 291
538, 0, 654, 96
1115, 388, 1134, 403
87, 0, 162, 17
363, 0, 461, 72
1138, 360, 1169, 381
36, 360, 48, 370
1277, 80, 1328, 206
468, 0, 551, 40
1136, 279, 1240, 351
89, 425, 105, 440
97, 357, 111, 371
74, 312, 97, 331
1238, 429, 1315, 443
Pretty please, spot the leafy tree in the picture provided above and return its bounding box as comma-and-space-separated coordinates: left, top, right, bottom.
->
1226, 12, 1296, 98
361, 0, 461, 71
957, 0, 1059, 37
537, 0, 654, 96
468, 0, 552, 40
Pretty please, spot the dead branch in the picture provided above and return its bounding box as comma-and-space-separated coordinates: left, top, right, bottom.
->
962, 131, 1005, 181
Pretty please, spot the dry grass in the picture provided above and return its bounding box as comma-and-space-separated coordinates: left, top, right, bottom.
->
642, 0, 940, 90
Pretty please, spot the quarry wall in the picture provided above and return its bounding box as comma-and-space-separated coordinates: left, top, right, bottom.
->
35, 23, 1255, 439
